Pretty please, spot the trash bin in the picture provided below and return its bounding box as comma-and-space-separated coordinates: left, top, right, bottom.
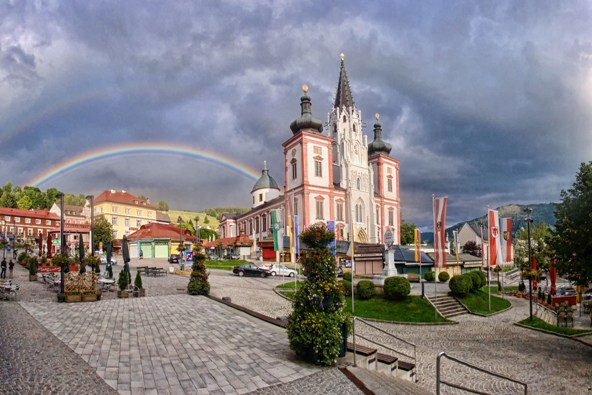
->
169, 267, 175, 274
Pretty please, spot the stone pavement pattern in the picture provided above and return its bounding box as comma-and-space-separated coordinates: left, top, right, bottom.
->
3, 259, 592, 394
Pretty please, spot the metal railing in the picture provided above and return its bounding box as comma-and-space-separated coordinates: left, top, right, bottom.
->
436, 352, 528, 395
352, 317, 417, 381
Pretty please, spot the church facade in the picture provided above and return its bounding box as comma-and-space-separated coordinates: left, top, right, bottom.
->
219, 56, 400, 262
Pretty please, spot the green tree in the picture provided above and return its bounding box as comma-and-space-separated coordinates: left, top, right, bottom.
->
203, 215, 210, 224
156, 200, 169, 211
22, 186, 45, 209
513, 222, 552, 272
17, 195, 33, 210
0, 191, 16, 208
93, 217, 114, 251
400, 219, 416, 245
551, 161, 592, 285
44, 188, 61, 209
462, 241, 482, 257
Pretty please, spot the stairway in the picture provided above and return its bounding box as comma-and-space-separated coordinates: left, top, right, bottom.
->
428, 295, 468, 318
342, 366, 432, 395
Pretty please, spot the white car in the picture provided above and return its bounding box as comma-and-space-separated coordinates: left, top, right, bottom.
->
267, 264, 297, 277
100, 255, 117, 265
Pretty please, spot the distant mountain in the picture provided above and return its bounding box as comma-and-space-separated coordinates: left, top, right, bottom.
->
422, 203, 556, 243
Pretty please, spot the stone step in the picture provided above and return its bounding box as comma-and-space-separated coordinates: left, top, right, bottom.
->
343, 366, 431, 395
427, 295, 468, 318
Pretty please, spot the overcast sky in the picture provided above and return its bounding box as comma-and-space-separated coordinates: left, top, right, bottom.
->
1, 1, 591, 228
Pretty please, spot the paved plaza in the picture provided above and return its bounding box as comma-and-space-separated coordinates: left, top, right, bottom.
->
1, 258, 591, 394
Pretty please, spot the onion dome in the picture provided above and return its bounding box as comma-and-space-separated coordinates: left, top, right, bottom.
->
290, 84, 323, 134
251, 161, 280, 193
368, 113, 392, 155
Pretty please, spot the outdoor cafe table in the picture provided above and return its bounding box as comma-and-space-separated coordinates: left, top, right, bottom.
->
98, 278, 115, 292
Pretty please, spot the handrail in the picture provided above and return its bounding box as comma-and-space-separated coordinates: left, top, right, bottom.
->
436, 352, 527, 395
352, 317, 417, 381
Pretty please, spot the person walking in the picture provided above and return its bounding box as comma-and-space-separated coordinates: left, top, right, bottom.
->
0, 258, 6, 279
8, 259, 14, 279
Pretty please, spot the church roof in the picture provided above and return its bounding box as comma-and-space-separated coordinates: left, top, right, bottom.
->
251, 162, 280, 193
289, 84, 323, 134
334, 53, 355, 109
368, 113, 392, 155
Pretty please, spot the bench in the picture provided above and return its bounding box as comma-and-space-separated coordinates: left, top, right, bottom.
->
407, 273, 420, 282
376, 352, 399, 377
147, 267, 167, 276
347, 342, 377, 370
397, 360, 417, 381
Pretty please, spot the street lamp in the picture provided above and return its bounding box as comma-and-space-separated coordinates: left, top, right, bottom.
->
524, 207, 533, 320
58, 192, 65, 296
86, 195, 94, 256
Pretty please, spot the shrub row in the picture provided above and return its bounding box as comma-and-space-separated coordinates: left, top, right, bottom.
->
449, 270, 487, 296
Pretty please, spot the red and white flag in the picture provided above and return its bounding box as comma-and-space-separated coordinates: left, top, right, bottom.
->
433, 196, 448, 268
500, 217, 513, 264
488, 209, 503, 266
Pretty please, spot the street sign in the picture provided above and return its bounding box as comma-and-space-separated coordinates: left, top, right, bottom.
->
384, 230, 394, 246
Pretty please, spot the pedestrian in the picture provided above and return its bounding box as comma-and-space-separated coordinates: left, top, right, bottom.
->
0, 258, 6, 279
139, 249, 143, 260
8, 260, 14, 278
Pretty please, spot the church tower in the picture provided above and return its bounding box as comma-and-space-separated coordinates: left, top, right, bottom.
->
328, 54, 377, 243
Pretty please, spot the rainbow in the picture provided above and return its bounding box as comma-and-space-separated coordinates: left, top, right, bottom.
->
28, 143, 261, 187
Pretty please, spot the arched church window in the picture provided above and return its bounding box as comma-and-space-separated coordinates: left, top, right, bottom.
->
353, 124, 356, 133
343, 115, 346, 122
357, 177, 361, 190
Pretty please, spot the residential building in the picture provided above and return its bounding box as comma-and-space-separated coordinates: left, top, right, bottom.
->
127, 222, 195, 259
94, 190, 157, 240
0, 207, 60, 255
219, 55, 401, 262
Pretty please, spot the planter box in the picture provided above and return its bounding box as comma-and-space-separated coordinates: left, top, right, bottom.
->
117, 291, 129, 298
82, 294, 97, 302
29, 274, 38, 281
139, 288, 146, 297
65, 294, 82, 303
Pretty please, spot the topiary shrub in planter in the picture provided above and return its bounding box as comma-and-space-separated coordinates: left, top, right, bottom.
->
449, 274, 472, 296
288, 223, 349, 366
357, 280, 374, 300
438, 271, 450, 282
424, 271, 436, 282
134, 271, 144, 297
187, 242, 210, 295
467, 271, 482, 292
384, 276, 410, 300
28, 256, 38, 281
117, 270, 129, 298
342, 272, 352, 282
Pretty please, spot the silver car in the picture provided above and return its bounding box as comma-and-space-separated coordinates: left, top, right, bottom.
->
267, 264, 297, 277
100, 255, 117, 265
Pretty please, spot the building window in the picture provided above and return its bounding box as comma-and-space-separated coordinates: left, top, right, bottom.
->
315, 199, 324, 220
259, 193, 263, 202
376, 207, 380, 224
38, 229, 43, 236
252, 196, 255, 204
255, 217, 260, 234
137, 210, 141, 216
355, 203, 364, 223
4, 216, 9, 221
111, 206, 117, 213
291, 160, 297, 180
336, 202, 344, 222
27, 229, 33, 236
125, 208, 130, 214
25, 218, 31, 224
315, 160, 322, 177
343, 115, 346, 122
262, 214, 268, 232
46, 219, 51, 225
17, 227, 23, 236
113, 230, 118, 238
357, 178, 361, 190
125, 218, 130, 227
387, 177, 393, 192
388, 209, 394, 226
15, 217, 20, 223
35, 219, 41, 225
136, 220, 141, 227
112, 216, 118, 226
147, 212, 152, 219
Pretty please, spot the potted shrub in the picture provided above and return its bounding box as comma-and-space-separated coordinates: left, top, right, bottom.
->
287, 223, 350, 365
134, 271, 145, 297
29, 256, 38, 281
187, 242, 210, 296
117, 270, 129, 298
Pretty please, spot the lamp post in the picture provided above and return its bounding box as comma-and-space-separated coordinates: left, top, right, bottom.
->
177, 216, 183, 263
86, 195, 94, 256
524, 207, 533, 321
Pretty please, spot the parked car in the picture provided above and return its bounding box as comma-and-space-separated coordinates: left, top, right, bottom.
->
583, 288, 592, 301
224, 254, 240, 260
208, 254, 221, 260
556, 286, 577, 296
267, 264, 297, 277
232, 263, 272, 278
100, 255, 117, 265
168, 254, 179, 264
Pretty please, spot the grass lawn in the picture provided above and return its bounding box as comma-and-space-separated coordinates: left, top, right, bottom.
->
276, 281, 302, 299
459, 290, 511, 314
344, 295, 449, 323
518, 316, 592, 336
484, 285, 519, 294
205, 260, 248, 270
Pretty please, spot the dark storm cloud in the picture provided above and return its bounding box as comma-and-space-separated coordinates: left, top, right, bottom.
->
0, 0, 590, 227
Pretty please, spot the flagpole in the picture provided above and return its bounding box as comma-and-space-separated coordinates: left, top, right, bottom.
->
349, 185, 355, 315
432, 194, 437, 319
487, 208, 491, 312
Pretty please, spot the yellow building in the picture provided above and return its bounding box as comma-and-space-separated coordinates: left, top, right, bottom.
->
94, 190, 157, 240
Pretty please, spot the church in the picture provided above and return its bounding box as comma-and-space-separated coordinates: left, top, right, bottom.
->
218, 55, 400, 262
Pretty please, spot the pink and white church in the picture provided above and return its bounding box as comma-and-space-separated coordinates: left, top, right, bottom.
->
218, 55, 400, 262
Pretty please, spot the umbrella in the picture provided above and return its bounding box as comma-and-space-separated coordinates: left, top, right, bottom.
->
105, 242, 113, 278
78, 232, 86, 274
122, 235, 131, 282
47, 234, 52, 259
38, 234, 43, 256
550, 258, 557, 295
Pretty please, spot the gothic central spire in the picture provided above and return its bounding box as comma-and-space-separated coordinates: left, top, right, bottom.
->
334, 53, 355, 109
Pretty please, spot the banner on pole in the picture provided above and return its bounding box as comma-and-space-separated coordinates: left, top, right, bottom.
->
501, 217, 513, 264
433, 196, 448, 268
488, 209, 503, 266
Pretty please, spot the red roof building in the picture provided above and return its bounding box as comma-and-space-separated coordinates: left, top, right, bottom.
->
126, 223, 195, 259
